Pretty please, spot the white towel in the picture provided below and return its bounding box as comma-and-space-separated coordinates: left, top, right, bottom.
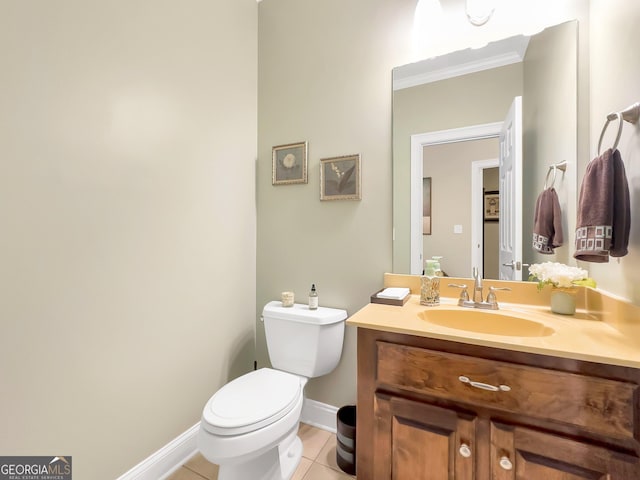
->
377, 287, 410, 300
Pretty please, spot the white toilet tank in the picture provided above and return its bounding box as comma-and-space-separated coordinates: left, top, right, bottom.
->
262, 301, 347, 378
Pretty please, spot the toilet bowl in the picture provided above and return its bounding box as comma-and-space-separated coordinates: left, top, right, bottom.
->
198, 369, 307, 480
198, 302, 347, 480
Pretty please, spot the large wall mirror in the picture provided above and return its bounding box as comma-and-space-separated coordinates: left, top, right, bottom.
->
392, 20, 578, 280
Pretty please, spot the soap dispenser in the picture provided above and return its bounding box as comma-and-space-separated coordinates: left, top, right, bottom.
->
431, 256, 444, 277
420, 260, 440, 306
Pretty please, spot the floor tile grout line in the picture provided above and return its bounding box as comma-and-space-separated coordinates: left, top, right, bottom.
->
301, 425, 332, 462
182, 465, 211, 480
314, 430, 333, 462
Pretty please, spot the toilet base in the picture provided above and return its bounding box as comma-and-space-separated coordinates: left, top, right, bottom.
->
217, 429, 302, 480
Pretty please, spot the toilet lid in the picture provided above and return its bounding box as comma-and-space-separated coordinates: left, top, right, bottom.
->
202, 368, 302, 436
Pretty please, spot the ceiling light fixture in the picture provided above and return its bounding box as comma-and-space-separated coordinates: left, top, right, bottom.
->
465, 0, 496, 26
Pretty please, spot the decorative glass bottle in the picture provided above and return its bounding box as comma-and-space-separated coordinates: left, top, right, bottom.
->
308, 284, 318, 310
420, 260, 440, 306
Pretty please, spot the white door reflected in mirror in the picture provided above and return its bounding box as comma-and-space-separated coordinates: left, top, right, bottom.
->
498, 96, 523, 281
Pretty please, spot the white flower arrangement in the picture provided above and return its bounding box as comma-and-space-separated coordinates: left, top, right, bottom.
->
528, 262, 596, 291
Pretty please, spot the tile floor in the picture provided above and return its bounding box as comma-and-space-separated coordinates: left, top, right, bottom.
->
168, 423, 356, 480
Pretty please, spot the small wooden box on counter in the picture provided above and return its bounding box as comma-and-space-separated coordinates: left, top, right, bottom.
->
370, 289, 410, 306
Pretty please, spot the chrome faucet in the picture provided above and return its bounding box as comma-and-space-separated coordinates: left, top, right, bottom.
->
472, 267, 483, 303
449, 269, 511, 310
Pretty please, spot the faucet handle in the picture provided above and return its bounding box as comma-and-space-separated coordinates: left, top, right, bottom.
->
486, 286, 511, 307
448, 283, 470, 304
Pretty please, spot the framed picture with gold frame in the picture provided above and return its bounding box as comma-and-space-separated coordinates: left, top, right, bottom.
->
272, 141, 308, 185
320, 154, 361, 201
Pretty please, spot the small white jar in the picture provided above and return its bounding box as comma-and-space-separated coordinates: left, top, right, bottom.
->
281, 291, 295, 307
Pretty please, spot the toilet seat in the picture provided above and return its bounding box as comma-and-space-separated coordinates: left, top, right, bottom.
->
202, 368, 302, 436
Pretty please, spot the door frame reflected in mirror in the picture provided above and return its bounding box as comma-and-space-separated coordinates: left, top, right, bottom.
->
410, 122, 504, 276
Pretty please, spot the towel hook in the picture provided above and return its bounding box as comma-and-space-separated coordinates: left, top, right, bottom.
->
544, 161, 567, 189
597, 102, 640, 155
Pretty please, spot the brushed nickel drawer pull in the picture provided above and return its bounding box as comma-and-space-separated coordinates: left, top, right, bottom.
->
459, 443, 472, 458
458, 375, 511, 392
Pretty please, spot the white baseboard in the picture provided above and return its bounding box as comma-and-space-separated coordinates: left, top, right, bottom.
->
117, 399, 343, 479
116, 422, 200, 480
300, 398, 340, 433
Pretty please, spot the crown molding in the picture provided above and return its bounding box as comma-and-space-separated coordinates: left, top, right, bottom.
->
393, 34, 530, 91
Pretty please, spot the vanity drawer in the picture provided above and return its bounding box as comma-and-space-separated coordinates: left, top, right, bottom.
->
376, 341, 637, 440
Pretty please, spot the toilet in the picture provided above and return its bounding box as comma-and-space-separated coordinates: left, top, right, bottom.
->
198, 301, 347, 480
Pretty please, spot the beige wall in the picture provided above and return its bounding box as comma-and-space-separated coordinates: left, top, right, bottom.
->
522, 21, 578, 268
0, 1, 257, 478
256, 0, 416, 407
588, 0, 640, 303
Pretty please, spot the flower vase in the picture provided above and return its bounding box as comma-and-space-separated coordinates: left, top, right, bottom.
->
550, 287, 577, 315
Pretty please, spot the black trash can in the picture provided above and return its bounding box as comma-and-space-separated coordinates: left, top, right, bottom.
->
336, 405, 356, 475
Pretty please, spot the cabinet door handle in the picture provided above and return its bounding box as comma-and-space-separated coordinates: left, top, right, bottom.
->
459, 443, 472, 458
499, 456, 513, 470
458, 375, 511, 392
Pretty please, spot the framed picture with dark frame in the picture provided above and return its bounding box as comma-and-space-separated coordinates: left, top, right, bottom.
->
272, 141, 308, 185
320, 154, 361, 200
484, 191, 500, 221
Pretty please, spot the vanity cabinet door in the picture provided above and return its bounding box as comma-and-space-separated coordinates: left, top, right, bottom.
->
373, 393, 476, 480
490, 421, 640, 479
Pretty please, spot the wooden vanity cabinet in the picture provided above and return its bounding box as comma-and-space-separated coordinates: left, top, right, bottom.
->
356, 328, 640, 479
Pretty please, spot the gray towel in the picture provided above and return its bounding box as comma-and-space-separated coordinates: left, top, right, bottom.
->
533, 188, 563, 254
574, 148, 630, 262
